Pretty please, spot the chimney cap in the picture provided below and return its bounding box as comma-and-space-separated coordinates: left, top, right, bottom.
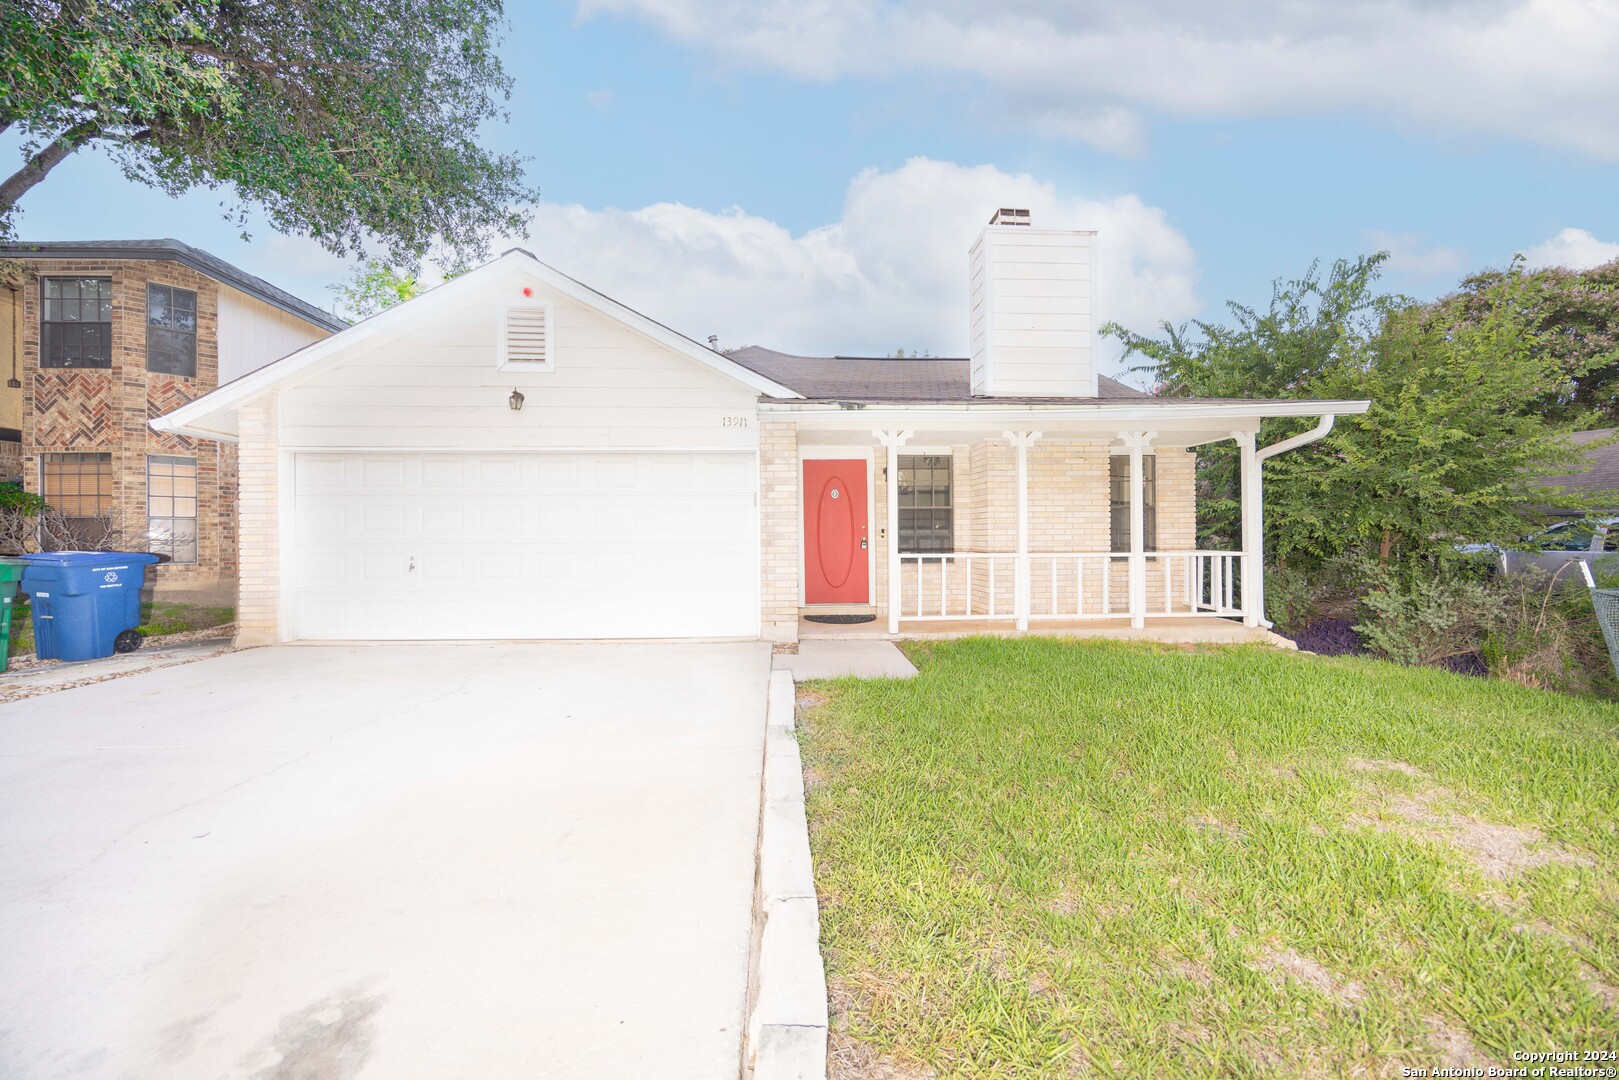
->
990, 208, 1031, 226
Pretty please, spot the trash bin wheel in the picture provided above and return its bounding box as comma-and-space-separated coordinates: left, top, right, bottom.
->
114, 629, 143, 654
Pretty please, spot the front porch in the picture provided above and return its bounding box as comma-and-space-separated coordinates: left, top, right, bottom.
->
762, 415, 1283, 644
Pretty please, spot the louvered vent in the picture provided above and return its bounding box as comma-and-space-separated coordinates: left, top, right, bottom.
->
505, 305, 548, 365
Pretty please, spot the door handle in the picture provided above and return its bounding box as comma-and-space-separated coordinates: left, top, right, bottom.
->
409, 556, 416, 572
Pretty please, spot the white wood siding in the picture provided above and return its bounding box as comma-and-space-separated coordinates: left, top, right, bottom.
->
968, 227, 1097, 397
217, 286, 332, 383
278, 278, 762, 451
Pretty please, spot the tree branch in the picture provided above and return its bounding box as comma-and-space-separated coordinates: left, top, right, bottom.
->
0, 120, 103, 214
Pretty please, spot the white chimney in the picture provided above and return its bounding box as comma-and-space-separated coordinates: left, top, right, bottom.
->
968, 209, 1098, 397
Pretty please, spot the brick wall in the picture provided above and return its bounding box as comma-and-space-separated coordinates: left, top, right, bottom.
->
17, 259, 234, 597
758, 421, 800, 643
235, 394, 280, 645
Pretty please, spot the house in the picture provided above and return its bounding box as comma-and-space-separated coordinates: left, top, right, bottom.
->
1533, 428, 1619, 516
152, 210, 1370, 645
0, 240, 344, 602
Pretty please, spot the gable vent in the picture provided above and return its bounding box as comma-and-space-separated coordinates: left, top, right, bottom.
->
499, 300, 554, 370
506, 306, 547, 363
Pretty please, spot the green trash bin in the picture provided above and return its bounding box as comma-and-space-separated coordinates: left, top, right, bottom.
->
0, 556, 25, 673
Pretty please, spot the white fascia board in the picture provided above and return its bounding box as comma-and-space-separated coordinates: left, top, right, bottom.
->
155, 249, 804, 442
761, 399, 1371, 429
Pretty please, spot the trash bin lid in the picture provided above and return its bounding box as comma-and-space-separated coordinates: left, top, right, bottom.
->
19, 551, 161, 567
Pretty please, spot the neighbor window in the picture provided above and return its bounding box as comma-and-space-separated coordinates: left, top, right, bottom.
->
147, 455, 198, 564
146, 282, 198, 376
1109, 454, 1157, 552
40, 452, 113, 547
41, 277, 113, 368
898, 454, 953, 553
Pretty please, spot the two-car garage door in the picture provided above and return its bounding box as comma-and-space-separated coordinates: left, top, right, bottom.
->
289, 452, 759, 640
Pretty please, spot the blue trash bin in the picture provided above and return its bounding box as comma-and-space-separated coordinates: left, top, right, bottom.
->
19, 552, 161, 662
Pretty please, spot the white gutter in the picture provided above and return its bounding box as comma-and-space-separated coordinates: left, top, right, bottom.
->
762, 400, 1370, 426
1256, 414, 1337, 461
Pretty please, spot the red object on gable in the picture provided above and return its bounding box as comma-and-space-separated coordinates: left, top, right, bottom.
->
803, 460, 870, 604
522, 286, 533, 297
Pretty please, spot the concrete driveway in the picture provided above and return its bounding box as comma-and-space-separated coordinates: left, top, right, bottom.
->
0, 642, 771, 1080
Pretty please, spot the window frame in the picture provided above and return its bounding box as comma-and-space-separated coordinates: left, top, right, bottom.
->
146, 454, 199, 564
897, 453, 955, 554
146, 281, 199, 377
40, 452, 114, 547
40, 277, 114, 369
1109, 453, 1157, 553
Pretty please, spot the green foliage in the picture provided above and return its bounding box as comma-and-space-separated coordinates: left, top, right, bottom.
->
1108, 255, 1604, 567
1, 0, 536, 263
1447, 258, 1619, 424
1479, 569, 1618, 696
1352, 560, 1499, 667
0, 481, 47, 516
330, 260, 421, 321
1262, 563, 1317, 632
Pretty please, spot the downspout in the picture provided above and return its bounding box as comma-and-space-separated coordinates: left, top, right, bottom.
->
1245, 413, 1337, 628
1256, 414, 1336, 462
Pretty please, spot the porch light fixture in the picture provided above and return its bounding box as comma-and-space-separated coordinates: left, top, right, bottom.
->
508, 388, 525, 411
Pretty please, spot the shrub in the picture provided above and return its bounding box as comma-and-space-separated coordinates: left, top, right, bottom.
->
1352, 561, 1500, 668
1481, 567, 1618, 696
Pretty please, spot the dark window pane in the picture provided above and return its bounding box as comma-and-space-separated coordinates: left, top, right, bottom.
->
898, 455, 954, 552
146, 283, 197, 375
41, 278, 113, 369
148, 284, 171, 328
147, 326, 197, 376
1109, 454, 1157, 552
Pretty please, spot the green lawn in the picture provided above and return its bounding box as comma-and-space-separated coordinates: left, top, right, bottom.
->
798, 638, 1619, 1079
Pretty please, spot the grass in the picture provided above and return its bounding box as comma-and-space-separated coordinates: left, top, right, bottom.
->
4, 599, 233, 657
798, 637, 1619, 1079
134, 601, 234, 638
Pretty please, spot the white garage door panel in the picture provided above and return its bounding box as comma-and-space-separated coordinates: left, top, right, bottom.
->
291, 453, 759, 640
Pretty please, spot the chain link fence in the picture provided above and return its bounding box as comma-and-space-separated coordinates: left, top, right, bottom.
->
1591, 589, 1619, 682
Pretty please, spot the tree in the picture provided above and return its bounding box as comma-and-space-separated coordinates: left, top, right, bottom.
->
330, 260, 420, 321
1444, 257, 1619, 423
1, 0, 536, 263
1107, 255, 1601, 570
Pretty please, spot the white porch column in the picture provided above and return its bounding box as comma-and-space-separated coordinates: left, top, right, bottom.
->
1119, 431, 1155, 630
1003, 431, 1042, 631
1234, 429, 1263, 627
876, 429, 912, 635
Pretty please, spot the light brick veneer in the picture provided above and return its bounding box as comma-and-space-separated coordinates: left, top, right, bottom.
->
758, 421, 800, 643
235, 394, 281, 646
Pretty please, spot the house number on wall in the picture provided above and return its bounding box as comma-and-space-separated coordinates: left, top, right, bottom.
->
721, 416, 750, 428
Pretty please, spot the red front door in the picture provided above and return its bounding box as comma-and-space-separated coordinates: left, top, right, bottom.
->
803, 459, 870, 604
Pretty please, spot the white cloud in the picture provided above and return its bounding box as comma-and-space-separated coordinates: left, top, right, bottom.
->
585, 88, 614, 109
574, 0, 1619, 159
512, 157, 1200, 364
1522, 227, 1619, 270
1365, 230, 1468, 280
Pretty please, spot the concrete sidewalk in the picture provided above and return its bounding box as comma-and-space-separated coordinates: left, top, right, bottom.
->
0, 642, 770, 1080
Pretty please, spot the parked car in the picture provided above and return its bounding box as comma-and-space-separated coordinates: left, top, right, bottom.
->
1500, 516, 1619, 579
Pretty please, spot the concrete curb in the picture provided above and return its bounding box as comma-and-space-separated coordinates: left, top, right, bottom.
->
746, 669, 828, 1080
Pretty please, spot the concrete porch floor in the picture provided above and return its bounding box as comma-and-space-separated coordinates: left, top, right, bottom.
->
797, 615, 1296, 648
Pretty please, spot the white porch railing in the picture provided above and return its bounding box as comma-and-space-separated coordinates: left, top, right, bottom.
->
897, 550, 1245, 622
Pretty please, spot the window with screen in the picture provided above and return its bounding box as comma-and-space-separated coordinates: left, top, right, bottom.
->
147, 455, 198, 563
41, 278, 113, 368
40, 452, 113, 547
147, 283, 198, 376
898, 454, 953, 553
1109, 454, 1157, 552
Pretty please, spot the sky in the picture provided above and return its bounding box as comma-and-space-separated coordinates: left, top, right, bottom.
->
5, 0, 1619, 381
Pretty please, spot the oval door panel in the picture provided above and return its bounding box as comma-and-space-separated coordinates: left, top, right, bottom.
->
815, 475, 856, 587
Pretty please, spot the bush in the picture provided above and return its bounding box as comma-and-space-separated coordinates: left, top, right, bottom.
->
1480, 568, 1618, 696
1352, 561, 1500, 668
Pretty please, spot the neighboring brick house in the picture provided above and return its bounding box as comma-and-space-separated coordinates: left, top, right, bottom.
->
0, 240, 343, 602
155, 212, 1368, 645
